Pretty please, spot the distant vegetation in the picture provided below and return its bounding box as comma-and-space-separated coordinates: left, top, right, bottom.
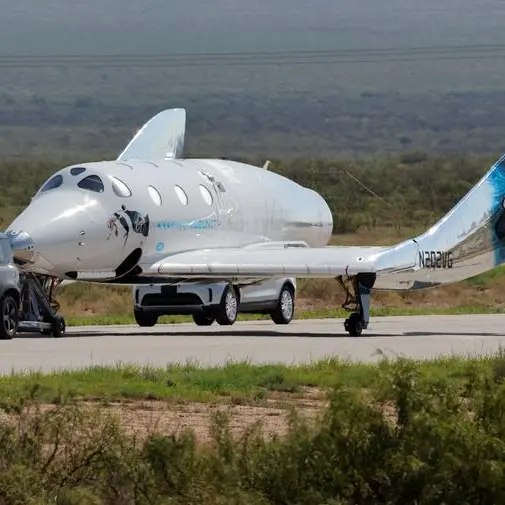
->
3, 90, 505, 158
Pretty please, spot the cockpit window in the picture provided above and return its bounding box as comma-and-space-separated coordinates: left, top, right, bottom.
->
77, 175, 104, 193
70, 166, 86, 176
41, 174, 63, 192
110, 176, 131, 197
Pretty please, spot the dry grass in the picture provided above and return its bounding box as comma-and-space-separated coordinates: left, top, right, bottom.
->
59, 279, 505, 317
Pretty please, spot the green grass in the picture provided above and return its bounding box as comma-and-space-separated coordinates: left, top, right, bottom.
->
0, 359, 369, 404
1, 353, 504, 405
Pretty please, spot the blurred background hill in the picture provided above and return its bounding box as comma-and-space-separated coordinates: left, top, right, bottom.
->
1, 0, 505, 157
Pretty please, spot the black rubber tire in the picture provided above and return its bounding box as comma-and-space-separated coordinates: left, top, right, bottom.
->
192, 312, 215, 326
0, 294, 18, 340
215, 285, 239, 326
52, 316, 66, 338
270, 284, 295, 325
345, 312, 363, 337
134, 310, 158, 327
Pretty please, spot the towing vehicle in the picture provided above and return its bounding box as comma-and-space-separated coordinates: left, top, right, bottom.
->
0, 232, 65, 339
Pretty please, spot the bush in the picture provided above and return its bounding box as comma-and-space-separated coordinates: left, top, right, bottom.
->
1, 358, 505, 503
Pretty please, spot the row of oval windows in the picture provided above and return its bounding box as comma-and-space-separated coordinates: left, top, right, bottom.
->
121, 181, 214, 208
109, 177, 214, 208
111, 176, 215, 208
41, 168, 216, 208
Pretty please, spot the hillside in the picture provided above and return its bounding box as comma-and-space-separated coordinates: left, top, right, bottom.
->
2, 0, 504, 55
2, 1, 505, 157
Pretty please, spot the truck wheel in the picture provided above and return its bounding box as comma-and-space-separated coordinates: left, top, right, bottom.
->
215, 285, 239, 325
192, 312, 215, 326
0, 294, 18, 340
270, 284, 295, 324
134, 310, 158, 327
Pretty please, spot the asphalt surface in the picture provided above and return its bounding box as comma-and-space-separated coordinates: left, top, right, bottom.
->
1, 314, 505, 374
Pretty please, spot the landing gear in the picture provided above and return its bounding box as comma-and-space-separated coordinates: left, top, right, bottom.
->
344, 312, 363, 337
18, 274, 67, 338
51, 315, 66, 338
338, 273, 376, 337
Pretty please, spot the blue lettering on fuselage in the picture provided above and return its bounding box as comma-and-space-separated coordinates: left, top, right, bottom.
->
155, 219, 219, 231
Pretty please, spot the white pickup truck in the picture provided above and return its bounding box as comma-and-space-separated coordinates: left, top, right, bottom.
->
132, 278, 296, 327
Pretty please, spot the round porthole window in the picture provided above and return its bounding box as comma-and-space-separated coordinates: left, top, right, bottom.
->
174, 185, 188, 205
199, 185, 213, 205
148, 185, 162, 206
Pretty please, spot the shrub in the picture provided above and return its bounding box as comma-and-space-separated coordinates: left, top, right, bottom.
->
1, 358, 505, 503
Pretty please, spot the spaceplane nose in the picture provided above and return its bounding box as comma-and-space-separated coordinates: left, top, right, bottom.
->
6, 230, 35, 264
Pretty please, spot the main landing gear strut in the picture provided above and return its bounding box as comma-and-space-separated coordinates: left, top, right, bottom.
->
17, 273, 66, 338
337, 272, 376, 337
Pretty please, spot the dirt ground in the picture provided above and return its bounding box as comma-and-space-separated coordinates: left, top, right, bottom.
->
21, 389, 324, 443
99, 390, 327, 442
0, 389, 402, 446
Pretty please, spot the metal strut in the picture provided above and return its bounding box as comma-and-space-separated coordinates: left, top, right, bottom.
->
39, 276, 62, 312
337, 275, 358, 312
17, 273, 66, 337
337, 273, 376, 336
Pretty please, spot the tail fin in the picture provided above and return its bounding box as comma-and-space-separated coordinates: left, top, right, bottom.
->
117, 108, 186, 161
374, 154, 505, 290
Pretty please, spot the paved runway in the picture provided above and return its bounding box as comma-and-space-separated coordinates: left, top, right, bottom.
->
2, 314, 505, 374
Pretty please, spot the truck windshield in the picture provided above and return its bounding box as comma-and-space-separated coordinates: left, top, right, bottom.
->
0, 238, 13, 264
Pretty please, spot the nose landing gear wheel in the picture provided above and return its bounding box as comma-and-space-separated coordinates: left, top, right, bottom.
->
215, 285, 239, 325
